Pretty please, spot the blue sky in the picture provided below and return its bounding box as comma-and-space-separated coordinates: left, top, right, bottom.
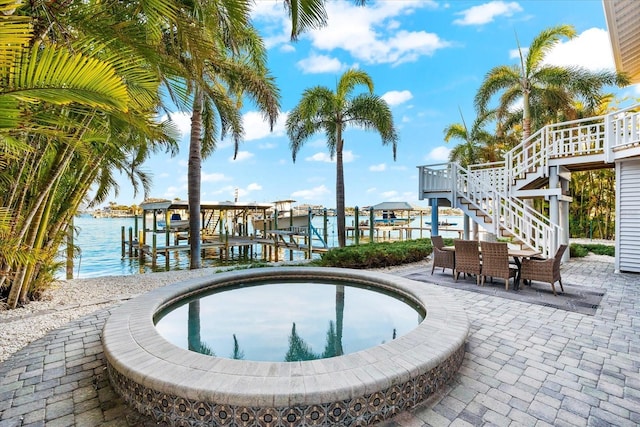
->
107, 0, 639, 209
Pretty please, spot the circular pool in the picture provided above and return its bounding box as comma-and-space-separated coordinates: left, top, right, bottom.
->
103, 267, 469, 426
155, 280, 425, 362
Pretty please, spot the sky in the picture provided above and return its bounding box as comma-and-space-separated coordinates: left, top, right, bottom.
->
105, 0, 639, 210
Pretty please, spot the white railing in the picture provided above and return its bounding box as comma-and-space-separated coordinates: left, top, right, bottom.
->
418, 162, 453, 193
469, 161, 508, 194
454, 163, 558, 257
606, 105, 640, 160
418, 104, 640, 257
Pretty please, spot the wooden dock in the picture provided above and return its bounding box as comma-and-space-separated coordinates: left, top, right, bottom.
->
123, 228, 329, 268
345, 225, 463, 241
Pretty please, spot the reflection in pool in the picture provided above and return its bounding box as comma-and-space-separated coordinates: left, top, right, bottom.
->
155, 281, 424, 362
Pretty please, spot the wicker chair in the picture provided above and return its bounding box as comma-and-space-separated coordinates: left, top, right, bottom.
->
454, 239, 482, 285
431, 235, 455, 278
520, 244, 568, 296
479, 241, 518, 290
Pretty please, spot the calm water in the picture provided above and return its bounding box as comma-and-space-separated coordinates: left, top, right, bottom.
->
64, 214, 464, 279
155, 281, 424, 362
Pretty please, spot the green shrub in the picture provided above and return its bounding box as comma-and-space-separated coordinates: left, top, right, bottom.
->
570, 244, 589, 258
582, 244, 615, 257
570, 243, 614, 258
319, 238, 432, 269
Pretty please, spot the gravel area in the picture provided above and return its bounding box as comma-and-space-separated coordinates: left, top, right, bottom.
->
0, 267, 225, 362
0, 260, 431, 363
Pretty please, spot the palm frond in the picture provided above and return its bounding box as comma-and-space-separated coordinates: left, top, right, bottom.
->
8, 45, 130, 111
0, 14, 31, 69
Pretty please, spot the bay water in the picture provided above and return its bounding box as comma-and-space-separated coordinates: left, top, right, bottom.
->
63, 213, 463, 279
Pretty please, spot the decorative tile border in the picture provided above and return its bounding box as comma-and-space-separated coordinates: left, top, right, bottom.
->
103, 267, 469, 426
107, 345, 465, 426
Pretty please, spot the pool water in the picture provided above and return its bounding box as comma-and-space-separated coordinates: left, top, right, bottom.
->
155, 281, 424, 362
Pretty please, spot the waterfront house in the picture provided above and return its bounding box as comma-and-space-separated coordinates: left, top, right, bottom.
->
418, 1, 640, 272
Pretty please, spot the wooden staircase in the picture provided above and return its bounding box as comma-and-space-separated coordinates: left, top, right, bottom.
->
418, 104, 640, 258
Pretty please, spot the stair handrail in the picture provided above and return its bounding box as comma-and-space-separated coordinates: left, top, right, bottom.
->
506, 115, 610, 183
469, 161, 508, 194
453, 163, 559, 257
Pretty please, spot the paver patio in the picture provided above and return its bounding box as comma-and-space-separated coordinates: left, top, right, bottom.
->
0, 255, 638, 426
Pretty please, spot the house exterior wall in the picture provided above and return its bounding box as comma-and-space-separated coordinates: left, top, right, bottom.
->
616, 159, 640, 273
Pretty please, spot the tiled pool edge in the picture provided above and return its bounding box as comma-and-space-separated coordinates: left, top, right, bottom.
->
102, 267, 469, 426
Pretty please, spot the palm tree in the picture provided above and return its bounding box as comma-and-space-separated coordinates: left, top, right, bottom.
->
474, 24, 629, 141
157, 0, 280, 269
181, 0, 369, 268
1, 0, 177, 307
444, 109, 497, 167
286, 69, 398, 247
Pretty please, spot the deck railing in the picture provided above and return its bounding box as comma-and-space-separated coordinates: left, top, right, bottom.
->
418, 104, 640, 257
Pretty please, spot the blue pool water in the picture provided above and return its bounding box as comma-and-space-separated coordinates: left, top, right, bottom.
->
154, 280, 424, 362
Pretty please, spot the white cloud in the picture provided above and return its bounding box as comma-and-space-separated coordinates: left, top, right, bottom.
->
305, 150, 356, 163
381, 190, 400, 199
161, 111, 192, 136
425, 146, 451, 163
369, 163, 386, 172
242, 111, 288, 141
509, 28, 615, 73
366, 187, 377, 193
509, 47, 529, 60
201, 172, 231, 182
297, 53, 346, 74
229, 151, 254, 162
381, 90, 413, 106
291, 185, 331, 200
250, 2, 292, 49
235, 183, 263, 200
300, 2, 446, 66
259, 142, 277, 149
544, 28, 616, 71
454, 1, 523, 26
163, 185, 186, 200
402, 116, 411, 123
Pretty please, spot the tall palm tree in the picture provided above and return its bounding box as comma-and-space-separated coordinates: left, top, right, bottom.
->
181, 0, 368, 268
163, 1, 280, 269
474, 24, 628, 141
286, 69, 398, 247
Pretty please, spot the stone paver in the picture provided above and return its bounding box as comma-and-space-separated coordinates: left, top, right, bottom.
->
1, 256, 639, 426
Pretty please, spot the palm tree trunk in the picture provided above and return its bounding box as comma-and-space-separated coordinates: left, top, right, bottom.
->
522, 90, 532, 141
336, 127, 346, 247
188, 89, 204, 269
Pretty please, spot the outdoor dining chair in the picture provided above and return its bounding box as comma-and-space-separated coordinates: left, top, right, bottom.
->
479, 241, 518, 290
520, 244, 568, 296
431, 235, 455, 278
454, 239, 481, 285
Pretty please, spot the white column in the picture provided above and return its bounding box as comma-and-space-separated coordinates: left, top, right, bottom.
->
549, 166, 559, 226
560, 177, 570, 262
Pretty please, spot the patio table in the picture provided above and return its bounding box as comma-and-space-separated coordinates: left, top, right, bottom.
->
442, 245, 541, 290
